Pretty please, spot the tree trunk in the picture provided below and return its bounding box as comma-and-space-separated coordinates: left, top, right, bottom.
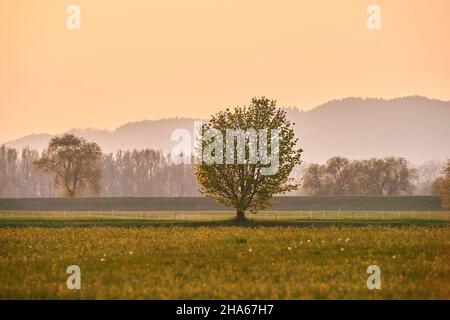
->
236, 209, 247, 223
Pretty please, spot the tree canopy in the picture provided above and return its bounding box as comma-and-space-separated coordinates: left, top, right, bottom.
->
195, 97, 303, 222
302, 156, 417, 196
34, 134, 102, 197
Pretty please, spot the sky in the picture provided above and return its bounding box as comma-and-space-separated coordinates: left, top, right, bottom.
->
1, 0, 449, 143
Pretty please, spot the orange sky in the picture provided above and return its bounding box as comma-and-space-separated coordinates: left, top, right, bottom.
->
1, 0, 449, 142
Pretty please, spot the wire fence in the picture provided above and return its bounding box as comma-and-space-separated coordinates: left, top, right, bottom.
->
0, 210, 449, 221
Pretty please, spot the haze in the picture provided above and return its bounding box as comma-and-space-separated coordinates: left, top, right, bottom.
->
1, 0, 450, 142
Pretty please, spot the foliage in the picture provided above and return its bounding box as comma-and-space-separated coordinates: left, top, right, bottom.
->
439, 160, 450, 209
0, 145, 199, 198
195, 97, 302, 220
33, 134, 102, 197
302, 156, 417, 196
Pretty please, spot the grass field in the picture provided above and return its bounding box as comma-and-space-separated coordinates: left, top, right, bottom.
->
0, 217, 449, 299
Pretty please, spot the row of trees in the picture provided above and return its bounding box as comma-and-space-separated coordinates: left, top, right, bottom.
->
101, 150, 197, 197
1, 145, 447, 198
1, 145, 447, 200
0, 146, 55, 197
0, 143, 198, 198
303, 156, 422, 196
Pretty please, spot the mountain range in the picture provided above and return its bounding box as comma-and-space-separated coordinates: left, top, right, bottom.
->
4, 96, 450, 164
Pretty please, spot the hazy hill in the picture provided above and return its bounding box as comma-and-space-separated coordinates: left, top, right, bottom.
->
4, 96, 450, 164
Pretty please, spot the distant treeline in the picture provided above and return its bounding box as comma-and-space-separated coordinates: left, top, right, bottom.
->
302, 157, 446, 196
0, 146, 198, 197
303, 156, 415, 196
0, 145, 445, 198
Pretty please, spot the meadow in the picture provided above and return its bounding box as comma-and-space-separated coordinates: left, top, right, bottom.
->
0, 217, 449, 299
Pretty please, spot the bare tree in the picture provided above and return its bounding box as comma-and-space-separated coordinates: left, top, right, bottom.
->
34, 134, 102, 197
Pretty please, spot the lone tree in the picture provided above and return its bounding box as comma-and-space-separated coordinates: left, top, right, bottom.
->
195, 97, 302, 222
34, 133, 102, 197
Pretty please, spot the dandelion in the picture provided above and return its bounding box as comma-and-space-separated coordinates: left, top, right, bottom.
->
248, 248, 252, 253
345, 238, 350, 242
100, 258, 105, 262
129, 251, 133, 255
392, 255, 396, 259
307, 239, 311, 243
340, 247, 344, 251
288, 247, 292, 250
